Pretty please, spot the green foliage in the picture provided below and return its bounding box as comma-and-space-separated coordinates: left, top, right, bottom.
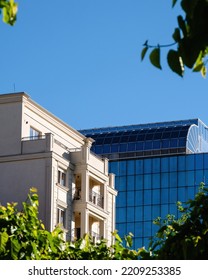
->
1, 184, 208, 260
0, 189, 141, 260
142, 183, 208, 259
0, 0, 18, 25
142, 0, 208, 77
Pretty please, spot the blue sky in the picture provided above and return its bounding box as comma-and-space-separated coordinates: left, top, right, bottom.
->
0, 0, 207, 130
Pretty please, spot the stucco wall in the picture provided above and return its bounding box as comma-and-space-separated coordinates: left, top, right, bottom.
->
0, 156, 51, 226
0, 101, 22, 156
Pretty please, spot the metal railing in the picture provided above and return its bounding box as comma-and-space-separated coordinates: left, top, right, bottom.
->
22, 135, 46, 141
89, 189, 104, 208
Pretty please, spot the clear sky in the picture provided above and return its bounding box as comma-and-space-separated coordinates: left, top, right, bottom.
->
0, 0, 207, 130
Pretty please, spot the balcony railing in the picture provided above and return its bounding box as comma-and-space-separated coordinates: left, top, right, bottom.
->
89, 190, 104, 208
89, 231, 102, 243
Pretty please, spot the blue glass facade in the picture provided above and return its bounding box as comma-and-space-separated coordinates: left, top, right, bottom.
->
80, 119, 208, 249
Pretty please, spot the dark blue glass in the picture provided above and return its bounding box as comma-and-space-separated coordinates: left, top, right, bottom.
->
195, 170, 204, 186
135, 175, 143, 190
162, 139, 170, 148
178, 138, 186, 147
103, 144, 110, 153
153, 140, 160, 149
161, 189, 169, 203
143, 221, 152, 236
178, 156, 186, 171
144, 141, 152, 150
144, 159, 152, 173
161, 204, 169, 218
135, 206, 143, 221
136, 141, 144, 151
117, 223, 126, 237
127, 160, 135, 175
178, 187, 186, 202
119, 176, 127, 191
127, 192, 135, 206
169, 188, 177, 203
169, 203, 178, 216
135, 238, 143, 249
111, 144, 119, 153
109, 161, 119, 174
127, 223, 135, 234
203, 153, 208, 169
170, 157, 177, 171
135, 190, 143, 205
117, 208, 126, 223
144, 174, 151, 189
152, 158, 160, 173
120, 143, 127, 152
95, 145, 103, 154
152, 173, 160, 189
119, 161, 126, 175
161, 157, 169, 172
144, 190, 151, 204
170, 172, 177, 187
204, 169, 208, 186
161, 173, 169, 188
135, 222, 143, 237
127, 208, 135, 222
187, 186, 195, 200
115, 176, 119, 189
127, 175, 135, 190
136, 160, 143, 174
186, 154, 195, 170
127, 142, 136, 151
117, 191, 126, 206
152, 189, 160, 204
195, 154, 203, 169
178, 171, 186, 187
170, 138, 178, 148
144, 206, 152, 220
152, 205, 160, 219
186, 171, 195, 186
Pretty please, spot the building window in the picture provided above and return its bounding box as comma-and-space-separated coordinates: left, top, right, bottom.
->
57, 207, 66, 228
30, 127, 41, 140
58, 170, 66, 186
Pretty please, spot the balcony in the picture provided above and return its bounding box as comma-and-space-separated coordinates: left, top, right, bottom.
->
89, 189, 104, 209
21, 133, 53, 154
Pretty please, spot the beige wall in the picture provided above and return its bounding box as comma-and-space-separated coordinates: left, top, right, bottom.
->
0, 99, 22, 156
0, 92, 117, 243
0, 155, 52, 227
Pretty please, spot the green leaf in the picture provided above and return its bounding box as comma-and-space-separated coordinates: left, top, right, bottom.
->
167, 50, 184, 77
0, 231, 8, 252
141, 46, 148, 61
177, 15, 187, 37
201, 65, 207, 78
172, 28, 181, 42
11, 238, 21, 259
149, 48, 162, 69
172, 0, 178, 8
193, 62, 204, 72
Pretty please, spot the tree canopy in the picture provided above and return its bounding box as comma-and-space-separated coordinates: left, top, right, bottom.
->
0, 0, 18, 25
141, 0, 208, 77
1, 185, 208, 260
141, 183, 208, 259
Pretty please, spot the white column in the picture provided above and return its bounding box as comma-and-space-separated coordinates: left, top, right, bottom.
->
80, 209, 89, 237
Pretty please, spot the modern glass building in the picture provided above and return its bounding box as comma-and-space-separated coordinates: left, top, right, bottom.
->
80, 119, 208, 249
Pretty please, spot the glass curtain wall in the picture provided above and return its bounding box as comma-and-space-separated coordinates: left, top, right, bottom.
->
109, 153, 208, 249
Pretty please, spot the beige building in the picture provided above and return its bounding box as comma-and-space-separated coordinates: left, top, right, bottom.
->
0, 92, 117, 244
